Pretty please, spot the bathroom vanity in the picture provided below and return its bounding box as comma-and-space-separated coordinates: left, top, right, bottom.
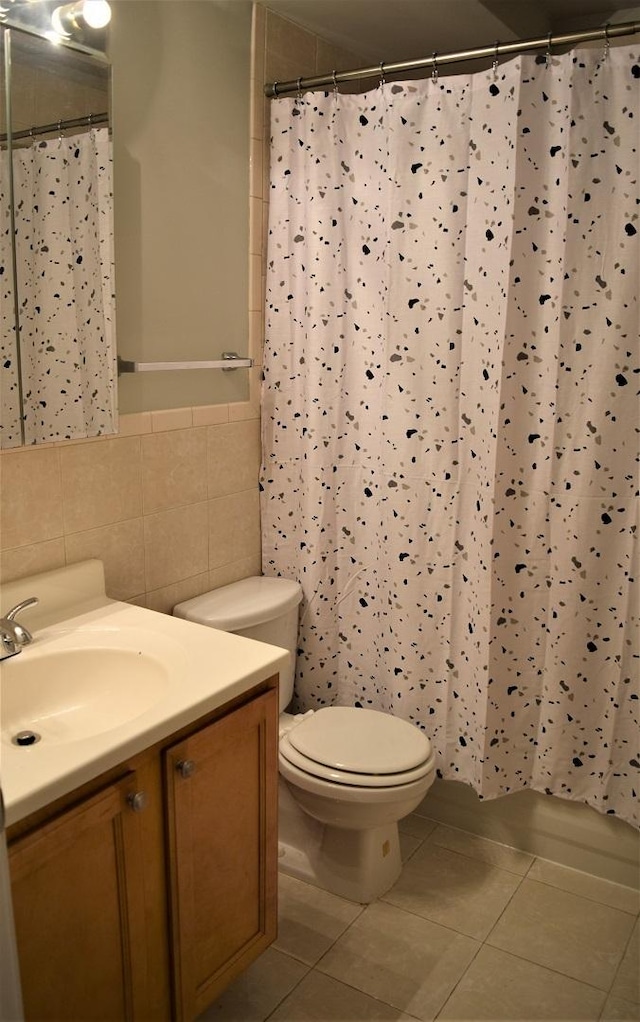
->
1, 562, 288, 1021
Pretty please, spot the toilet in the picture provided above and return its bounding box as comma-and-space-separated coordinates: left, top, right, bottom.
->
174, 576, 436, 902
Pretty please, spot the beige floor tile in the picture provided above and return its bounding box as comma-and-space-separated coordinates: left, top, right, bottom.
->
528, 858, 640, 915
601, 993, 640, 1020
399, 830, 423, 863
428, 824, 534, 876
269, 970, 418, 1021
198, 947, 308, 1021
487, 879, 636, 991
273, 873, 364, 966
317, 900, 479, 1021
398, 813, 438, 841
382, 842, 522, 940
610, 919, 640, 1006
438, 945, 606, 1021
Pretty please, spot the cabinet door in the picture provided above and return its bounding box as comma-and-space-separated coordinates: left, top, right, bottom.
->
9, 773, 149, 1021
165, 689, 278, 1021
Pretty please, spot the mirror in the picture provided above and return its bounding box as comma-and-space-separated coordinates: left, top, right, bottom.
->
0, 7, 116, 448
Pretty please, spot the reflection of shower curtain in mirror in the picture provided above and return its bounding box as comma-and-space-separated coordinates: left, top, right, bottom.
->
0, 127, 116, 445
261, 45, 639, 827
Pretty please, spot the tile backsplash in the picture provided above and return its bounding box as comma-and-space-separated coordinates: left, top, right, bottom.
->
0, 405, 261, 613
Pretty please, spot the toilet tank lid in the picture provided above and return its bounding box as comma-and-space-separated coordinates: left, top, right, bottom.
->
173, 576, 302, 630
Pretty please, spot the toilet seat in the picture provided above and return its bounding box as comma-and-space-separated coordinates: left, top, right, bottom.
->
280, 706, 434, 788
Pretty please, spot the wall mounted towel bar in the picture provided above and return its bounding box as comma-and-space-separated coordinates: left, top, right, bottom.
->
117, 353, 253, 374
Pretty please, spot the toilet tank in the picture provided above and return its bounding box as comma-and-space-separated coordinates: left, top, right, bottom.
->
173, 577, 302, 711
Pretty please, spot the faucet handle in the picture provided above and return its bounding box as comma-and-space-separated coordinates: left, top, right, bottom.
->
5, 596, 39, 621
3, 597, 39, 649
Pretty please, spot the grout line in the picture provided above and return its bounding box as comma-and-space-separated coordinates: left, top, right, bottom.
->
603, 916, 639, 1004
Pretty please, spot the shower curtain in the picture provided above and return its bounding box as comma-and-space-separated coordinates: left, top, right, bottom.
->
0, 127, 116, 446
261, 43, 639, 827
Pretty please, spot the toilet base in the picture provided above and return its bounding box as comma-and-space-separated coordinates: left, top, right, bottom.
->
278, 781, 402, 902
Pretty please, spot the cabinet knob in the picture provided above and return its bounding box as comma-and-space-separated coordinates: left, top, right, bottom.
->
176, 759, 196, 779
127, 791, 149, 813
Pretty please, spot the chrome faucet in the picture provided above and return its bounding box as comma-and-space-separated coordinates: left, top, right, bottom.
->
0, 597, 39, 661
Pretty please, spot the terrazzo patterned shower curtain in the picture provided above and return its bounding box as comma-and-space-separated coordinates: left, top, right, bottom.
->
261, 45, 640, 827
0, 127, 116, 446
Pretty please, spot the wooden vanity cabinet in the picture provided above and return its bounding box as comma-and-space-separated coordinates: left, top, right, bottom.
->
7, 680, 278, 1022
165, 688, 278, 1021
9, 771, 150, 1022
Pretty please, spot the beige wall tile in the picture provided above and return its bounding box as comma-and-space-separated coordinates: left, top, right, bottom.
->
145, 572, 211, 616
144, 501, 209, 591
250, 138, 264, 199
207, 420, 261, 499
0, 539, 66, 584
266, 11, 317, 79
208, 553, 262, 591
0, 447, 63, 549
192, 404, 230, 427
60, 436, 143, 534
251, 2, 266, 87
250, 75, 266, 142
142, 427, 208, 514
262, 197, 270, 266
229, 367, 262, 421
249, 309, 263, 366
315, 40, 365, 75
118, 412, 153, 436
249, 252, 264, 312
250, 195, 263, 256
65, 518, 145, 601
209, 489, 261, 570
150, 408, 193, 432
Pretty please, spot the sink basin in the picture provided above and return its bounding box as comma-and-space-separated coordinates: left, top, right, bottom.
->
2, 646, 170, 743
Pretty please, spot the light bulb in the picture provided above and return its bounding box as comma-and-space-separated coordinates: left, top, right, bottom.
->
82, 1, 111, 28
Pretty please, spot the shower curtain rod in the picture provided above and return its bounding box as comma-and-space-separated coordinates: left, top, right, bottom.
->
265, 18, 640, 97
0, 111, 108, 144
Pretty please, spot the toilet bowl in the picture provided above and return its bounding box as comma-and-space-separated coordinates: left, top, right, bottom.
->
174, 577, 436, 902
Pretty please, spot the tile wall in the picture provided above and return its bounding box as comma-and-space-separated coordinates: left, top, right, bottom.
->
0, 405, 262, 612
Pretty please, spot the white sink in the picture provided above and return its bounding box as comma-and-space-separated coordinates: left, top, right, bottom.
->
0, 559, 289, 827
2, 646, 170, 743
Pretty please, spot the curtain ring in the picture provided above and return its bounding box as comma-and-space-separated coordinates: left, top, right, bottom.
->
492, 40, 500, 79
57, 119, 63, 142
379, 61, 386, 87
296, 77, 303, 101
273, 81, 279, 97
545, 31, 552, 68
431, 52, 438, 83
602, 24, 610, 62
332, 69, 338, 95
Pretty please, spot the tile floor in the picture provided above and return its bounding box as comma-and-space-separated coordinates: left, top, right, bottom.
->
202, 815, 640, 1022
